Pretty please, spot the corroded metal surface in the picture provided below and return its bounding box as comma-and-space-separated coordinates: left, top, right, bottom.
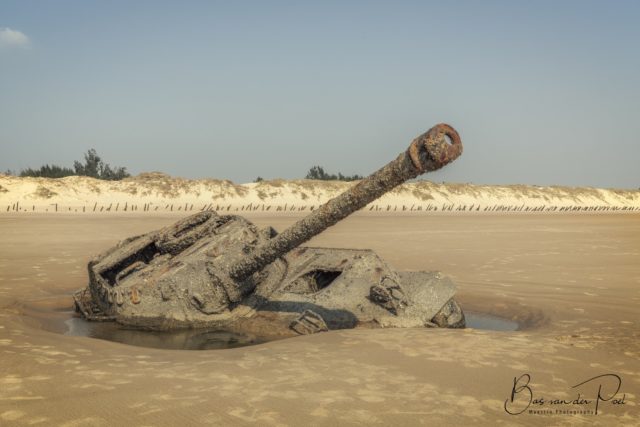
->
74, 124, 466, 335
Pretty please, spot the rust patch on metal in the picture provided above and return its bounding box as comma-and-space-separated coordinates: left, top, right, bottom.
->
409, 123, 462, 173
130, 287, 140, 304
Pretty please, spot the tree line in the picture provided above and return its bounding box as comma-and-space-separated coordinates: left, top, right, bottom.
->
304, 166, 363, 181
253, 166, 363, 183
8, 149, 130, 180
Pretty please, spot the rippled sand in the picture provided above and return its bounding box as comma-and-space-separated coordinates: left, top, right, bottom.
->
0, 213, 638, 426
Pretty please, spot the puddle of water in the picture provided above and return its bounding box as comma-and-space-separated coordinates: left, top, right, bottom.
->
64, 317, 267, 350
62, 311, 519, 351
465, 312, 519, 331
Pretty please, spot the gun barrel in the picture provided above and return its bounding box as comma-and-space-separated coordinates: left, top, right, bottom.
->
228, 123, 462, 282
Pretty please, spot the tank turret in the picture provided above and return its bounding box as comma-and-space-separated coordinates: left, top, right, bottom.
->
74, 124, 465, 337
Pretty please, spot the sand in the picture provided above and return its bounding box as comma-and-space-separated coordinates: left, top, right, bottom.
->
0, 213, 638, 426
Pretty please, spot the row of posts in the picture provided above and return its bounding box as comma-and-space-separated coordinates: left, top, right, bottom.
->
4, 201, 640, 213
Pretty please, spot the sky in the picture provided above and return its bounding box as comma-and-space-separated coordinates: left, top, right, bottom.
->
1, 1, 639, 188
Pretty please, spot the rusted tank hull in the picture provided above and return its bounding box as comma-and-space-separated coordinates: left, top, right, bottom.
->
74, 123, 466, 335
74, 212, 464, 334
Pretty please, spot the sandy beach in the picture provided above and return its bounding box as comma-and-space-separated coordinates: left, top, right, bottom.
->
0, 212, 638, 426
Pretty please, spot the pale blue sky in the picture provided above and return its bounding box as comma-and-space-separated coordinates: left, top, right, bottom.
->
1, 1, 639, 188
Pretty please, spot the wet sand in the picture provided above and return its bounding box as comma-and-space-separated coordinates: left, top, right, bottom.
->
0, 213, 638, 426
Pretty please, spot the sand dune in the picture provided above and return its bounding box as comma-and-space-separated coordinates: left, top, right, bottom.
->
1, 172, 639, 214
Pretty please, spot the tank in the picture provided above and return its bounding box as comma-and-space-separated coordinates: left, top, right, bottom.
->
74, 123, 465, 339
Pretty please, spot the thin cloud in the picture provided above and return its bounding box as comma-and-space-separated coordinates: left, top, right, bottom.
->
0, 28, 30, 49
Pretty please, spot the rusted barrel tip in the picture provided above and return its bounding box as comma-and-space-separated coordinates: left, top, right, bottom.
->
408, 123, 463, 173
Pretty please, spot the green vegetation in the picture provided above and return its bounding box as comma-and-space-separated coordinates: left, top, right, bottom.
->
19, 164, 75, 178
305, 166, 363, 181
18, 149, 130, 180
